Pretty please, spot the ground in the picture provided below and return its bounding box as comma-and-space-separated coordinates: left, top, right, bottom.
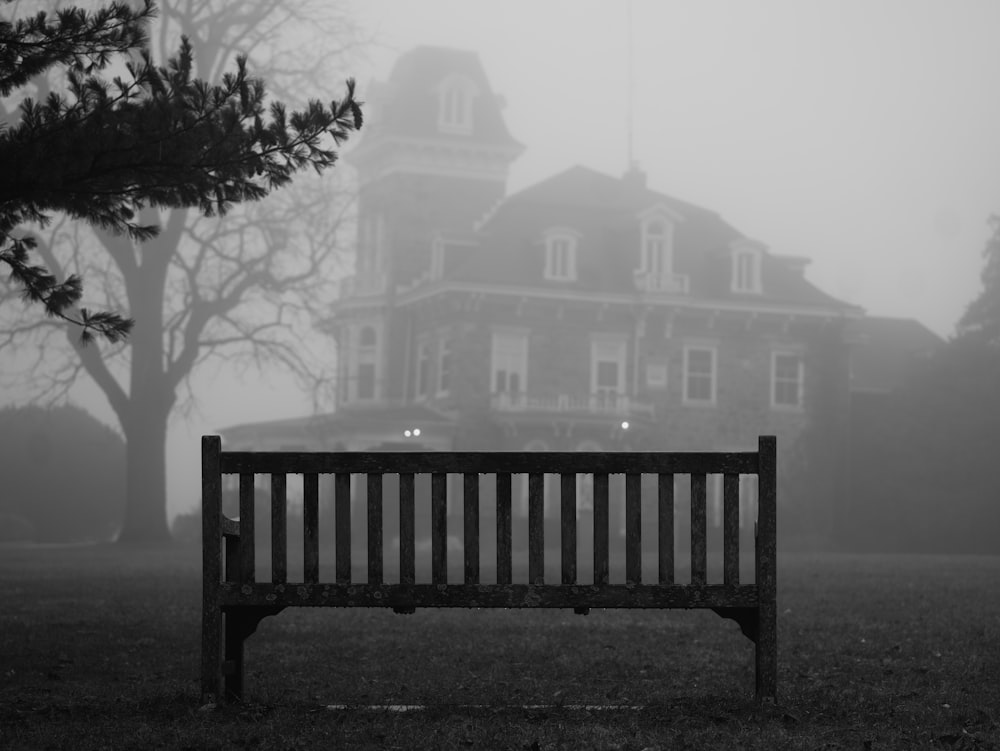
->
0, 545, 997, 750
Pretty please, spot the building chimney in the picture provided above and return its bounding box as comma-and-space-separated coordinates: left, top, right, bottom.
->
623, 161, 647, 190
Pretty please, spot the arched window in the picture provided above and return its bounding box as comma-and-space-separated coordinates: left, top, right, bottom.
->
641, 219, 674, 277
730, 239, 765, 294
732, 249, 762, 293
437, 75, 478, 134
634, 207, 686, 294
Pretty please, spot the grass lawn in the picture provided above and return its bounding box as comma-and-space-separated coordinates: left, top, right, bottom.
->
0, 544, 997, 750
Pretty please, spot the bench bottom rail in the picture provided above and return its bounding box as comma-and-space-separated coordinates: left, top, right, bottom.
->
217, 581, 759, 611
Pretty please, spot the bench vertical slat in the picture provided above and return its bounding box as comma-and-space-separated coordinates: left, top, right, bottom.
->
625, 473, 641, 585
271, 474, 287, 584
431, 473, 447, 585
335, 473, 351, 585
367, 473, 383, 586
757, 435, 778, 702
304, 473, 319, 584
225, 527, 239, 585
464, 473, 480, 585
238, 473, 255, 585
201, 436, 223, 704
593, 473, 609, 586
658, 473, 674, 584
560, 473, 576, 585
690, 473, 707, 585
399, 473, 416, 586
528, 473, 544, 585
496, 473, 512, 586
723, 473, 740, 586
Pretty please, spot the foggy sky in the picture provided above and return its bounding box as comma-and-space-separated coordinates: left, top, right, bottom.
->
10, 1, 1000, 524
355, 0, 1000, 338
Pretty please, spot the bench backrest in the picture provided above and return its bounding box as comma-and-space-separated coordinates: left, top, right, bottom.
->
202, 435, 776, 596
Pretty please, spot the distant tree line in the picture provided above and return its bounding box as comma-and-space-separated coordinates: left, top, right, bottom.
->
0, 404, 125, 542
842, 340, 1000, 554
835, 216, 1000, 554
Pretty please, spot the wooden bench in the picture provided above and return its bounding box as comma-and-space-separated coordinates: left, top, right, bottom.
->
200, 435, 777, 704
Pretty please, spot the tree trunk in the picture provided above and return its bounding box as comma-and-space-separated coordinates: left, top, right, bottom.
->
117, 404, 172, 542
115, 218, 178, 544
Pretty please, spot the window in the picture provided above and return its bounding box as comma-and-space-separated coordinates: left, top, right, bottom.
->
772, 352, 804, 409
591, 338, 627, 409
437, 75, 478, 134
352, 325, 379, 401
732, 249, 762, 293
491, 331, 528, 396
415, 340, 431, 399
683, 345, 716, 405
543, 230, 578, 281
437, 337, 453, 395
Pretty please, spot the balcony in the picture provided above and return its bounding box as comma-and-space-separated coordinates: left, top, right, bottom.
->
490, 391, 655, 420
633, 270, 689, 295
337, 272, 388, 299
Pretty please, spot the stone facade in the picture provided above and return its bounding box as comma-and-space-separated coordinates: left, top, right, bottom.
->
222, 46, 901, 549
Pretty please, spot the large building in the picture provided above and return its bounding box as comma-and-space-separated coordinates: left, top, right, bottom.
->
221, 46, 939, 549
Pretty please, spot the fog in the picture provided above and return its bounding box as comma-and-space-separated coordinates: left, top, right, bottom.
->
6, 0, 1000, 528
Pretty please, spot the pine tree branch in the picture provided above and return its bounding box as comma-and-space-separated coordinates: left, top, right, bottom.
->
1, 2, 362, 345
0, 0, 157, 96
0, 234, 135, 343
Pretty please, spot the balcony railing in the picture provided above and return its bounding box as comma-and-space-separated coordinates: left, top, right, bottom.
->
633, 270, 689, 295
490, 392, 655, 419
337, 272, 388, 299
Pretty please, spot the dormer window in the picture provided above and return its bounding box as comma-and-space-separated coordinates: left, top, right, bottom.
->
543, 228, 579, 281
730, 239, 765, 294
641, 219, 673, 276
635, 205, 687, 294
437, 75, 478, 135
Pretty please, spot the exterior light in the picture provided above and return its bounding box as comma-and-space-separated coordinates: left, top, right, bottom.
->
621, 421, 630, 430
403, 429, 412, 438
413, 428, 421, 437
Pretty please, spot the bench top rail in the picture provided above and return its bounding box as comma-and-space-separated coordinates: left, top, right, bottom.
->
217, 450, 762, 476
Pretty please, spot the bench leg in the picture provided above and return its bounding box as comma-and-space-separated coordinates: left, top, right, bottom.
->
201, 602, 223, 705
224, 611, 246, 702
222, 607, 284, 703
755, 598, 777, 703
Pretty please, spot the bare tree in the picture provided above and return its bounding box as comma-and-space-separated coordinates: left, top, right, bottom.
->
0, 0, 366, 542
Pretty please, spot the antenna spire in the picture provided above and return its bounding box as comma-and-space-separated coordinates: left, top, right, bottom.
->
627, 0, 635, 170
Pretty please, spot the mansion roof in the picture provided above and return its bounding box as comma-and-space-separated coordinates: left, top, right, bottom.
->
434, 164, 856, 312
